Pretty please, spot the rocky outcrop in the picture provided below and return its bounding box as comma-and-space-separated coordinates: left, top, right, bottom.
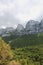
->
25, 20, 39, 34
16, 24, 24, 32
14, 24, 24, 35
0, 19, 43, 37
39, 19, 43, 32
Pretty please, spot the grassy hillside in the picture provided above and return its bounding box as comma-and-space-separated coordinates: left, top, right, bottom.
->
1, 36, 43, 65
13, 45, 43, 65
0, 37, 21, 65
2, 33, 43, 49
1, 33, 43, 65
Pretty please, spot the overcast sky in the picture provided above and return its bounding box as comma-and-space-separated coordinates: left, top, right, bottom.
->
0, 0, 43, 28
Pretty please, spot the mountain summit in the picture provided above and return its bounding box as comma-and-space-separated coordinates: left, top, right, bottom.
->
16, 24, 24, 32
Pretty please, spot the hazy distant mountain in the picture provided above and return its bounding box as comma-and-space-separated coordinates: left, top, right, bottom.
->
0, 29, 5, 35
14, 24, 24, 35
0, 27, 15, 37
16, 24, 24, 32
0, 19, 43, 37
5, 27, 14, 32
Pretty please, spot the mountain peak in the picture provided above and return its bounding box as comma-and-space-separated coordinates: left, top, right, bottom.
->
16, 24, 24, 32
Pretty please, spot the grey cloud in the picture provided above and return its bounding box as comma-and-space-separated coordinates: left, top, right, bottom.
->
0, 0, 43, 27
0, 12, 20, 27
0, 0, 14, 3
36, 13, 43, 22
0, 0, 15, 6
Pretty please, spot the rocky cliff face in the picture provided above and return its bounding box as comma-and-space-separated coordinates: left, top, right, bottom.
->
39, 19, 43, 32
14, 24, 24, 35
16, 24, 24, 32
25, 20, 39, 34
0, 19, 43, 37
